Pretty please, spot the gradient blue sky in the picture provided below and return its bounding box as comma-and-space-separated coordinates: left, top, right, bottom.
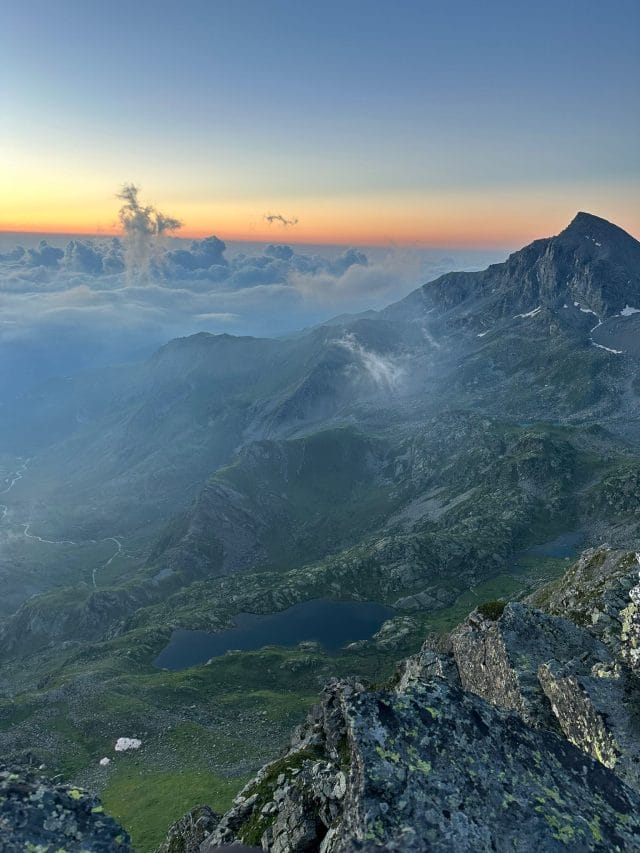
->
3, 0, 639, 244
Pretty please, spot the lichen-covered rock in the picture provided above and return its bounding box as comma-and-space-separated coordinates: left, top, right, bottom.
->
529, 547, 640, 664
537, 648, 640, 791
620, 571, 640, 671
155, 804, 220, 853
162, 551, 640, 852
202, 680, 361, 852
200, 755, 343, 852
0, 764, 132, 852
199, 679, 640, 852
336, 680, 640, 852
200, 792, 259, 849
450, 602, 609, 727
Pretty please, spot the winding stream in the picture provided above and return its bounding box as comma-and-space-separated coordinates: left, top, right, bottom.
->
0, 458, 127, 589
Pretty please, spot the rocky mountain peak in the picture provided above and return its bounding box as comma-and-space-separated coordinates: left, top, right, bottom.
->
540, 211, 640, 315
558, 211, 637, 247
387, 212, 640, 322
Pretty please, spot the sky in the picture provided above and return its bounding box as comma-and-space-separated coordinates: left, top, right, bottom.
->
2, 0, 639, 246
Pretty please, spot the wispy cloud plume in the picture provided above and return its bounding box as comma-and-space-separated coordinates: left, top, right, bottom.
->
264, 212, 299, 227
117, 184, 182, 282
336, 333, 405, 393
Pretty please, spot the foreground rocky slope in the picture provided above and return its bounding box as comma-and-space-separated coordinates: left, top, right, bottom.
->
0, 764, 132, 852
164, 548, 640, 851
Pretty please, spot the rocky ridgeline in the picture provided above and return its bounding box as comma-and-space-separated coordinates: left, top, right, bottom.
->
390, 211, 640, 322
0, 764, 132, 851
158, 547, 640, 851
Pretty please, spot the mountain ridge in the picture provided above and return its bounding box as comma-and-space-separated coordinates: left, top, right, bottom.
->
0, 213, 639, 849
387, 211, 640, 324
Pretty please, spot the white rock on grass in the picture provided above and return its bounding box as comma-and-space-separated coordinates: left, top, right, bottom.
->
114, 737, 142, 752
621, 305, 640, 317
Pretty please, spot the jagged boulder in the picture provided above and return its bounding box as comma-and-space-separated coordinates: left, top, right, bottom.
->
202, 680, 360, 851
395, 636, 459, 693
155, 805, 221, 853
450, 601, 610, 727
511, 549, 640, 790
0, 764, 132, 852
449, 598, 640, 791
537, 658, 640, 789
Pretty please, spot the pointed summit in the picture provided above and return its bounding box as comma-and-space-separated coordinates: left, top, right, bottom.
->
557, 212, 639, 249
566, 211, 614, 228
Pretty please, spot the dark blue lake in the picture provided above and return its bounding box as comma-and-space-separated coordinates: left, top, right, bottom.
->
154, 598, 394, 670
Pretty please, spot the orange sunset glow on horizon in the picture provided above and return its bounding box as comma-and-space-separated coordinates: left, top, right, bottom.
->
2, 186, 638, 250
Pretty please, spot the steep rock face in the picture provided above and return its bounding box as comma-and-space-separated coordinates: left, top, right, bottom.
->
0, 764, 132, 852
450, 602, 611, 728
449, 596, 640, 792
193, 678, 640, 852
536, 658, 640, 786
388, 212, 640, 322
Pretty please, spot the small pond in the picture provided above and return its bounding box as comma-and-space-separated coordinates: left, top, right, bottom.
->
154, 598, 394, 670
523, 531, 584, 559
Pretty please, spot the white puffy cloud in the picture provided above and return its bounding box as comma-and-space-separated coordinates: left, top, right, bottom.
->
62, 238, 125, 275
26, 241, 64, 268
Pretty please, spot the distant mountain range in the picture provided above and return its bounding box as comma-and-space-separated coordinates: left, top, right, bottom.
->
1, 212, 639, 634
0, 213, 638, 849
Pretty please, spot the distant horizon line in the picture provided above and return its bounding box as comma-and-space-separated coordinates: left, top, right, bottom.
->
0, 226, 519, 252
2, 209, 637, 252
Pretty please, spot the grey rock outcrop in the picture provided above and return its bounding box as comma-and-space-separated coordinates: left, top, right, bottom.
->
449, 596, 640, 792
0, 764, 132, 852
395, 636, 459, 693
156, 805, 221, 853
524, 548, 640, 789
197, 678, 640, 852
450, 602, 610, 728
537, 659, 639, 781
529, 547, 640, 663
161, 548, 640, 852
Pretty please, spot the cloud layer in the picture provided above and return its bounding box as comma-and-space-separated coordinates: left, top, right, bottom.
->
0, 231, 501, 398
